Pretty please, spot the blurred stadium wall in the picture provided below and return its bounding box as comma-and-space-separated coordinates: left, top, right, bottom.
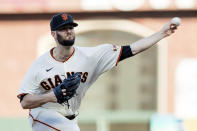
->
0, 0, 197, 131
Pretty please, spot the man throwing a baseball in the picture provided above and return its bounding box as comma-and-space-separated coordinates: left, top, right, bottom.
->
17, 13, 181, 131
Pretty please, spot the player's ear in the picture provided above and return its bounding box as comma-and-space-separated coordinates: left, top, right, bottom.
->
51, 31, 56, 37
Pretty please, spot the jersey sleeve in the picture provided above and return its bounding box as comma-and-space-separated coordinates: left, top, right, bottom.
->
17, 65, 40, 99
94, 44, 122, 76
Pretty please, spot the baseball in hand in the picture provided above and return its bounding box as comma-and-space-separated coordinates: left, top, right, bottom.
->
171, 17, 181, 26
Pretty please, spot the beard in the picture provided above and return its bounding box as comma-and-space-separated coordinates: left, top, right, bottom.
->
56, 31, 75, 46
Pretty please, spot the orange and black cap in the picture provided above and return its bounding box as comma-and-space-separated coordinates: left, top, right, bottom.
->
50, 13, 78, 31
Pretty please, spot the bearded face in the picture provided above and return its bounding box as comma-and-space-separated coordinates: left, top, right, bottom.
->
55, 26, 75, 46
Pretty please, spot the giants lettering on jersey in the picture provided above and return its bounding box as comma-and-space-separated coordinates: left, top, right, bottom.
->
40, 72, 88, 90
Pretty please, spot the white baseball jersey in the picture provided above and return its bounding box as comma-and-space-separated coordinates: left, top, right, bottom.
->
17, 44, 122, 119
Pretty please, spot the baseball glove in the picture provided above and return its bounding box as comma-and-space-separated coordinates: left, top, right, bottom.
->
53, 72, 81, 104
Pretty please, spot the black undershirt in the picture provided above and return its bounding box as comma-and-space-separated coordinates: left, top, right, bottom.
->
119, 45, 134, 61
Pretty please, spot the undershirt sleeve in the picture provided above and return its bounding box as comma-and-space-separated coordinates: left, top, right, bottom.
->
119, 45, 134, 61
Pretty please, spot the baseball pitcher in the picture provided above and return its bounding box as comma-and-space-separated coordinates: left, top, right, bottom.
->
17, 13, 181, 131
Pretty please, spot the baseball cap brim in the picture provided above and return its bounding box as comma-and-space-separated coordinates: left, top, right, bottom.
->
56, 22, 78, 30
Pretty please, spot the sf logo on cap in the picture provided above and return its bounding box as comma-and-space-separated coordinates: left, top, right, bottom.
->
61, 14, 68, 21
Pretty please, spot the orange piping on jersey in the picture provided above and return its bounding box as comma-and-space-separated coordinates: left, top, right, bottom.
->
65, 47, 75, 61
50, 47, 59, 62
50, 47, 75, 63
115, 46, 123, 66
29, 113, 61, 131
17, 93, 28, 99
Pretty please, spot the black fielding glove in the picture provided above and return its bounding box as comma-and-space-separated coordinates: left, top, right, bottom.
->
53, 72, 81, 104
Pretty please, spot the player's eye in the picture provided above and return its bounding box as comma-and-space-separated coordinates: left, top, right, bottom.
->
58, 26, 74, 31
67, 27, 74, 30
